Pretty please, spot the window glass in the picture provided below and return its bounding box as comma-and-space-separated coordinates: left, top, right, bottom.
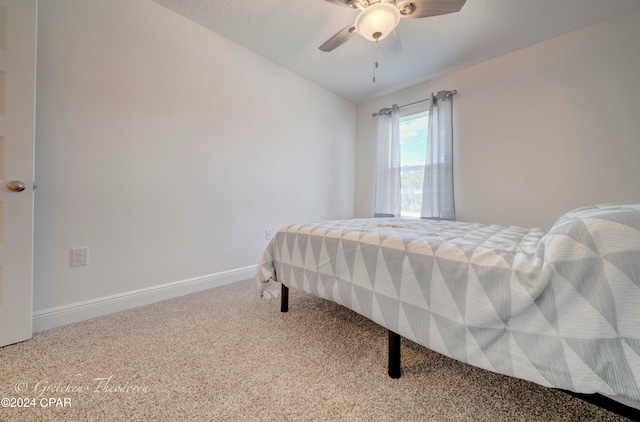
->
399, 110, 428, 217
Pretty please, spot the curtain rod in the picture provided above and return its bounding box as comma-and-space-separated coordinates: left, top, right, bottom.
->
371, 89, 458, 117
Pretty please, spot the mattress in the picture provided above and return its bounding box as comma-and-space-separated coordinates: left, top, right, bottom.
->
256, 204, 640, 402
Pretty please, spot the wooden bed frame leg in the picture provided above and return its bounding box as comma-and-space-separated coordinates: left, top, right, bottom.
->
388, 330, 401, 378
280, 284, 289, 313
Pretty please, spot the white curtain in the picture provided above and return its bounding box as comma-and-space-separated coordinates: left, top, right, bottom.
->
421, 91, 455, 220
374, 104, 401, 217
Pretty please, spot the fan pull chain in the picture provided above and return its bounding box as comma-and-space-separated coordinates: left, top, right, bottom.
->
373, 38, 379, 83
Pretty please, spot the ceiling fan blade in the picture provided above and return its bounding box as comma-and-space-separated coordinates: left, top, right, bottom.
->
324, 0, 354, 8
379, 30, 403, 59
319, 24, 356, 52
398, 0, 467, 19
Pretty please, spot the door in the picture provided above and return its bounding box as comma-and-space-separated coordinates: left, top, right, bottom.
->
0, 0, 36, 347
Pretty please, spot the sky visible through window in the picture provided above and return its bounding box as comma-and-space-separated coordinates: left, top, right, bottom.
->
399, 112, 428, 167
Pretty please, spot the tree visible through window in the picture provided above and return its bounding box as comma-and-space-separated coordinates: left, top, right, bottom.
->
399, 110, 428, 217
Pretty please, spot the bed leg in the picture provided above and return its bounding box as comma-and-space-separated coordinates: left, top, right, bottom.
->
280, 284, 289, 313
388, 330, 401, 378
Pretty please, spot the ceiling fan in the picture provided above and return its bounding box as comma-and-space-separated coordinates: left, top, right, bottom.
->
319, 0, 467, 56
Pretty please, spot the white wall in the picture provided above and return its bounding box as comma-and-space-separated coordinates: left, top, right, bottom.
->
355, 9, 640, 228
34, 0, 355, 316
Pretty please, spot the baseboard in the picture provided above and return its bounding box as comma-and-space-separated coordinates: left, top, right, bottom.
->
32, 265, 257, 333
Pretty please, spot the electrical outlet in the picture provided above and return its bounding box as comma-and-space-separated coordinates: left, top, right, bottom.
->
265, 229, 272, 241
71, 247, 89, 267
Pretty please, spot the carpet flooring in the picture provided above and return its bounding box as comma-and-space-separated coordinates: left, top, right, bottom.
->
0, 279, 632, 421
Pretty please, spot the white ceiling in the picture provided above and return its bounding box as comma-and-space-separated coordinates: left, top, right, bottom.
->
152, 0, 640, 104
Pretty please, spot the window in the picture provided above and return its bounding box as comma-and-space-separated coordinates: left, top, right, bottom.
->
374, 91, 455, 220
399, 109, 428, 217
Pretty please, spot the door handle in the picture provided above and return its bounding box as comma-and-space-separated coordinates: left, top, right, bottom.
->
6, 180, 26, 192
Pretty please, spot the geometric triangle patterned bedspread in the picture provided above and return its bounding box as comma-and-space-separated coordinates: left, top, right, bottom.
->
256, 203, 640, 402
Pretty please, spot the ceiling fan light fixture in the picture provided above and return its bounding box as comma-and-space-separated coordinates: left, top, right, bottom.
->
355, 2, 401, 42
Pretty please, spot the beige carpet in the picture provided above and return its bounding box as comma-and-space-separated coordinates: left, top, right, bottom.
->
0, 279, 631, 421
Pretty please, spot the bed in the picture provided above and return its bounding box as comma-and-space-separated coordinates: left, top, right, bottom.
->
255, 203, 640, 414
